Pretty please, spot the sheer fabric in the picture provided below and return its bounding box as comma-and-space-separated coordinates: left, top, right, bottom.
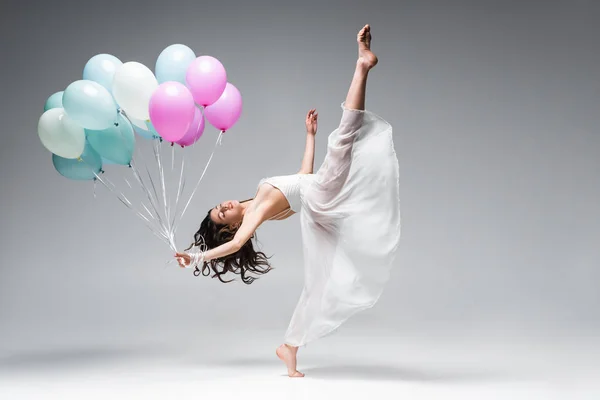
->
272, 102, 402, 347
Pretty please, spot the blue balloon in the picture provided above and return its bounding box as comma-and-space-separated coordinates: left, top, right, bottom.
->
101, 157, 116, 165
86, 114, 135, 165
44, 91, 64, 111
63, 80, 118, 130
52, 141, 102, 181
155, 44, 196, 84
133, 120, 160, 140
83, 54, 123, 94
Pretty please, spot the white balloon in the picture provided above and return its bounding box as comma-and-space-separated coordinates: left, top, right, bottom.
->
112, 62, 158, 120
38, 108, 85, 159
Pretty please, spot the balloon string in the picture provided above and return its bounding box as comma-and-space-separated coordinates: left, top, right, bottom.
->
172, 130, 224, 234
154, 140, 173, 249
159, 141, 178, 251
140, 202, 158, 223
120, 111, 161, 209
169, 150, 186, 239
138, 149, 166, 228
121, 111, 170, 237
104, 176, 117, 189
81, 110, 224, 255
82, 161, 173, 248
115, 111, 175, 250
171, 144, 175, 171
115, 173, 155, 223
130, 159, 169, 237
96, 177, 165, 240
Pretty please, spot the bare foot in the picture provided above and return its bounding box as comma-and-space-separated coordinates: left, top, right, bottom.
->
276, 344, 305, 377
357, 24, 378, 70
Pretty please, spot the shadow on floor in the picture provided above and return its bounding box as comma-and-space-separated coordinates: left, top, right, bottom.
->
0, 345, 171, 372
193, 355, 529, 383
301, 363, 528, 382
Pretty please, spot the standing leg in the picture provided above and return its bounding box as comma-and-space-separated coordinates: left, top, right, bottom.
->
276, 24, 379, 378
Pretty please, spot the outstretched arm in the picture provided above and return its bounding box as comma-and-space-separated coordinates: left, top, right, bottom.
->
176, 210, 264, 267
298, 109, 317, 174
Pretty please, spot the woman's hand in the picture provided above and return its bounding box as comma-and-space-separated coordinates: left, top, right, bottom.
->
305, 109, 318, 135
175, 252, 191, 268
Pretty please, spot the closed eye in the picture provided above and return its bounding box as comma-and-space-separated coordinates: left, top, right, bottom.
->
214, 205, 224, 220
216, 206, 225, 220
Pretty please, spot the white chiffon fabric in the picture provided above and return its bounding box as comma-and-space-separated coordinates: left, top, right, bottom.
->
265, 102, 401, 347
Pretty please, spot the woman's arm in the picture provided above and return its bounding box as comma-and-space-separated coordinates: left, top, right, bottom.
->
205, 211, 263, 261
202, 240, 240, 262
176, 210, 264, 267
175, 239, 240, 268
298, 109, 317, 174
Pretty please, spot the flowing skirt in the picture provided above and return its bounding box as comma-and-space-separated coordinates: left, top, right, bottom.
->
284, 102, 401, 347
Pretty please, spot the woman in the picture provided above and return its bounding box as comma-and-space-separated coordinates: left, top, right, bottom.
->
176, 24, 401, 377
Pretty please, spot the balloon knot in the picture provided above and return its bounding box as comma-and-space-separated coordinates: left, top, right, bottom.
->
170, 142, 174, 147
114, 122, 119, 127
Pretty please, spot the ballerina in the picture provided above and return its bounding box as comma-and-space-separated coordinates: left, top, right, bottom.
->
176, 24, 401, 377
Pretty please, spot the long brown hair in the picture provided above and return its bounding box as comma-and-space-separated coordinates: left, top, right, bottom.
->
186, 198, 273, 284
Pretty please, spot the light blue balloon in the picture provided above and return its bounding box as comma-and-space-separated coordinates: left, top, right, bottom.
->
86, 114, 135, 165
83, 54, 123, 94
101, 156, 116, 165
63, 80, 118, 130
52, 141, 102, 181
133, 120, 160, 140
155, 44, 196, 84
44, 91, 64, 111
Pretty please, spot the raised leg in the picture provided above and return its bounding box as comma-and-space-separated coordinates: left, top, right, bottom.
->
307, 25, 379, 205
344, 24, 378, 111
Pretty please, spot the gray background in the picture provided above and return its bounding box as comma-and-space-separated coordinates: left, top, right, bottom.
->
0, 0, 599, 356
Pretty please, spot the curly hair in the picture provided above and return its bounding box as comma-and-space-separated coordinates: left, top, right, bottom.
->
185, 199, 273, 284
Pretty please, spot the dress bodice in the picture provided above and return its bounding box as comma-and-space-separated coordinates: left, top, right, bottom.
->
257, 174, 314, 213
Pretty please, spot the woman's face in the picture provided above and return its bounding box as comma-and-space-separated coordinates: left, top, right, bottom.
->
209, 200, 243, 226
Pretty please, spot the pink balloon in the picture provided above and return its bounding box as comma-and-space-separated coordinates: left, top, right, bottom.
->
185, 56, 227, 107
204, 82, 242, 132
176, 107, 205, 147
149, 82, 196, 142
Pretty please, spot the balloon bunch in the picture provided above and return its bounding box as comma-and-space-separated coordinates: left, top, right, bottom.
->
38, 44, 242, 252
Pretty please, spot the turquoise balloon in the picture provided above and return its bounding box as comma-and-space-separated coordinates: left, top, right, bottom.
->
44, 91, 64, 111
63, 80, 117, 130
83, 54, 123, 94
101, 156, 116, 165
133, 120, 160, 140
86, 114, 135, 165
52, 141, 102, 181
155, 44, 196, 84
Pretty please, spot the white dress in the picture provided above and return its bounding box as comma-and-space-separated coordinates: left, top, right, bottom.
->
257, 102, 401, 347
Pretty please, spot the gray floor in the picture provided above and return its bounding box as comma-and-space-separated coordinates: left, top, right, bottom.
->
1, 328, 598, 399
